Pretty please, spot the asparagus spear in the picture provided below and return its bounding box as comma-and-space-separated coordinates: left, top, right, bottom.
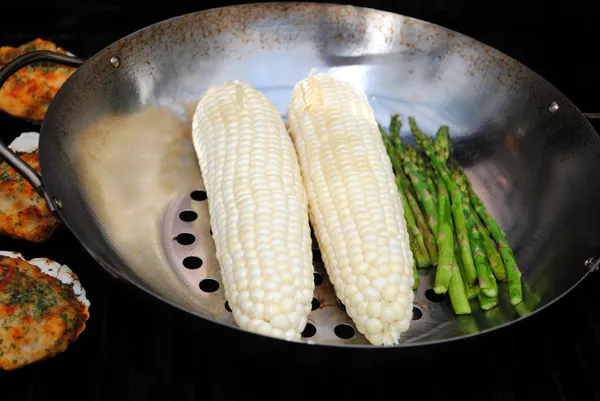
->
404, 184, 438, 266
396, 172, 438, 266
474, 219, 506, 281
448, 257, 472, 315
414, 150, 438, 203
401, 145, 439, 239
437, 169, 473, 309
465, 206, 498, 298
380, 123, 432, 268
400, 180, 431, 268
445, 189, 475, 310
390, 114, 437, 219
409, 118, 477, 285
452, 165, 506, 281
434, 124, 450, 161
455, 241, 477, 300
447, 207, 471, 316
389, 113, 402, 150
387, 117, 438, 265
464, 170, 523, 306
433, 173, 453, 294
448, 165, 499, 310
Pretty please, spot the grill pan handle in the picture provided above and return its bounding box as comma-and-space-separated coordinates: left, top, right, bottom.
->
0, 50, 86, 213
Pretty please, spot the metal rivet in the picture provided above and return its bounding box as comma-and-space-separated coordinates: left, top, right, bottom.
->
52, 197, 63, 209
110, 56, 121, 68
584, 257, 599, 271
548, 101, 559, 113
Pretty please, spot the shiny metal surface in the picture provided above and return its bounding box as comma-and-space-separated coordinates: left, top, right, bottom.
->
12, 2, 600, 347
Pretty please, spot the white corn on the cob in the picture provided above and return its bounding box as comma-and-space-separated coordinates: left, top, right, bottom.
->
191, 81, 314, 341
287, 72, 415, 346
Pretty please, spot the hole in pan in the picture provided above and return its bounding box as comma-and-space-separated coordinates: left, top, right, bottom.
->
190, 190, 207, 201
301, 323, 317, 338
175, 233, 196, 245
311, 298, 320, 311
334, 324, 355, 339
199, 278, 219, 293
179, 210, 198, 222
313, 272, 324, 286
183, 256, 203, 269
412, 306, 423, 321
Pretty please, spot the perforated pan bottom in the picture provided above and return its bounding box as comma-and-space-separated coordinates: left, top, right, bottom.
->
159, 187, 503, 346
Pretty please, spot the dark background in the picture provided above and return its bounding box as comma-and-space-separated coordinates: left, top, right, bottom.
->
1, 1, 600, 400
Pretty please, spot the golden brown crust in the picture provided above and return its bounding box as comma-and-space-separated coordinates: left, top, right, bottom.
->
0, 38, 76, 121
0, 151, 60, 242
0, 255, 88, 371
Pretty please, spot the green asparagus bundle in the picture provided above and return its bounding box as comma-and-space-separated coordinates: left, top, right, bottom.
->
378, 113, 525, 316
